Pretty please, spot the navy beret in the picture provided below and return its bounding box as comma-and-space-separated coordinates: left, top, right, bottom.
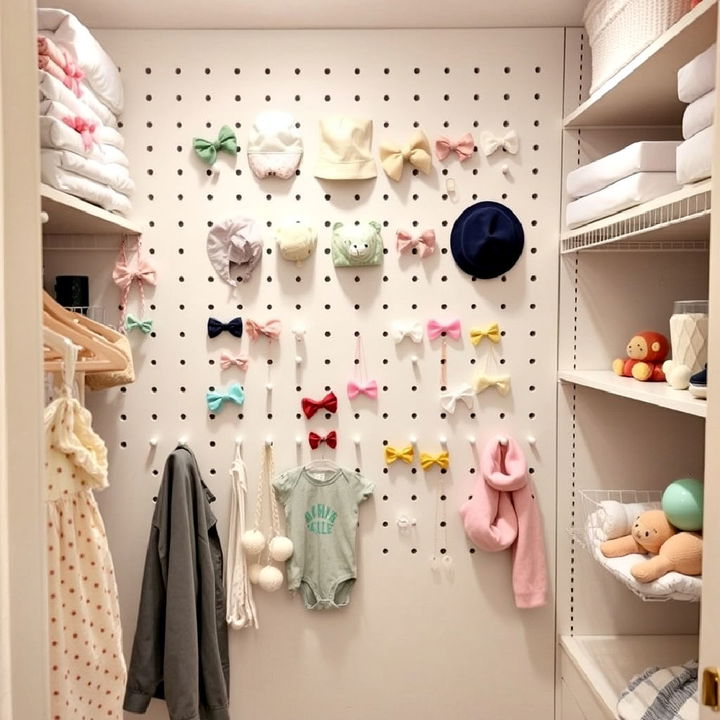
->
450, 201, 524, 279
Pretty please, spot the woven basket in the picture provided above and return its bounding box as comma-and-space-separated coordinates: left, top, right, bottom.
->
584, 0, 693, 94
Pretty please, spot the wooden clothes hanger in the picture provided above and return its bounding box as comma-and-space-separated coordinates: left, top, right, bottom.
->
42, 292, 127, 373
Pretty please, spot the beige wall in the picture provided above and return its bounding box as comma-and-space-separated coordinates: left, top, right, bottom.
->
0, 0, 47, 717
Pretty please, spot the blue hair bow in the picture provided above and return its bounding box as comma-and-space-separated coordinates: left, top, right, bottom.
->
208, 316, 243, 339
206, 383, 245, 412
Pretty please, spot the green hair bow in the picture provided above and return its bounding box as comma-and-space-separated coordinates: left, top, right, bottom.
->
192, 125, 237, 165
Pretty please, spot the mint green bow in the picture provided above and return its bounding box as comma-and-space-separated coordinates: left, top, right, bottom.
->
192, 125, 237, 165
125, 314, 153, 334
206, 383, 245, 412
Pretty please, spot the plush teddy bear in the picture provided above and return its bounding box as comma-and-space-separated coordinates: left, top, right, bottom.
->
331, 221, 383, 267
600, 509, 702, 583
612, 331, 669, 382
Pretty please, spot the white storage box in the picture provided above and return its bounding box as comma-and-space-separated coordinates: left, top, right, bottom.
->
584, 0, 692, 94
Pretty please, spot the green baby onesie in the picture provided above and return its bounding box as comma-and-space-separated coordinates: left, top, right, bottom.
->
273, 465, 374, 610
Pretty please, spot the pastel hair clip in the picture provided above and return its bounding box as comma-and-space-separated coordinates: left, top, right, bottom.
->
427, 318, 461, 388
379, 130, 432, 182
396, 229, 436, 258
301, 392, 338, 419
479, 129, 519, 157
208, 316, 243, 339
219, 351, 249, 371
435, 133, 475, 162
246, 318, 281, 341
206, 383, 245, 412
470, 322, 501, 346
420, 450, 450, 470
347, 334, 379, 400
472, 372, 511, 396
440, 384, 475, 413
308, 431, 337, 449
192, 124, 238, 165
384, 445, 414, 464
390, 321, 423, 344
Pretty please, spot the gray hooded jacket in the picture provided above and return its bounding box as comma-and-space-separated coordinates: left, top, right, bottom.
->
124, 445, 229, 720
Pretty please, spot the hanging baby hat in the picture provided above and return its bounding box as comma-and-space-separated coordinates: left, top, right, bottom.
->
275, 218, 317, 265
206, 216, 263, 287
112, 235, 157, 334
247, 111, 303, 179
314, 116, 377, 180
241, 441, 294, 592
226, 445, 258, 629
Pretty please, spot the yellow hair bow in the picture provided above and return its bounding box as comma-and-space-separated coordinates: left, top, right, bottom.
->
470, 322, 501, 346
473, 373, 511, 397
420, 450, 449, 470
384, 445, 414, 464
379, 130, 432, 182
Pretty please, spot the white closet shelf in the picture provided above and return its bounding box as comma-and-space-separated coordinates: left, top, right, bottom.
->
564, 0, 717, 128
560, 634, 699, 720
561, 181, 711, 253
559, 370, 707, 418
41, 183, 143, 236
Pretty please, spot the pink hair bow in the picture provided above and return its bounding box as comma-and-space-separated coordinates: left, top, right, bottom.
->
62, 115, 96, 151
246, 318, 282, 341
62, 60, 85, 97
435, 133, 475, 162
427, 318, 461, 341
347, 379, 378, 399
396, 229, 436, 258
219, 351, 249, 371
112, 240, 158, 329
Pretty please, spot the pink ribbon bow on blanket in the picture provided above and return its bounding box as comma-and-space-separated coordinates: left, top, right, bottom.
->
219, 352, 249, 371
245, 319, 282, 341
347, 379, 379, 399
396, 229, 436, 258
427, 318, 461, 340
62, 60, 85, 97
435, 133, 475, 162
62, 116, 97, 151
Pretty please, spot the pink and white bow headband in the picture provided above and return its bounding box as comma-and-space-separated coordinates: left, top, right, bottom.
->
62, 115, 96, 151
246, 318, 282, 341
396, 229, 436, 258
435, 133, 474, 162
219, 351, 249, 371
112, 238, 158, 329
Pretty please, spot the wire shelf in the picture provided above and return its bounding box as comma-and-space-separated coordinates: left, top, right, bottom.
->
561, 181, 712, 253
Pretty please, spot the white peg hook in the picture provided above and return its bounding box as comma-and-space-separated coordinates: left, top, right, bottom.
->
295, 355, 303, 365
397, 515, 417, 530
527, 435, 537, 446
467, 435, 476, 446
353, 435, 361, 447
235, 436, 243, 449
409, 435, 418, 447
439, 435, 448, 447
411, 355, 419, 364
178, 436, 188, 446
265, 436, 273, 447
149, 437, 159, 448
498, 435, 508, 446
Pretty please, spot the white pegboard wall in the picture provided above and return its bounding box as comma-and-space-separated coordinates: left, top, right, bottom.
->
45, 28, 564, 720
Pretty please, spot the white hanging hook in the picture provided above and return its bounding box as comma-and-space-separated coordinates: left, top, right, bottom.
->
439, 435, 448, 447
178, 435, 188, 446
353, 435, 361, 447
41, 211, 50, 224
397, 515, 417, 530
235, 436, 242, 449
292, 326, 306, 342
149, 437, 159, 448
527, 435, 537, 446
296, 436, 303, 449
266, 381, 273, 391
411, 355, 419, 364
265, 436, 273, 447
467, 435, 476, 446
498, 435, 508, 446
295, 355, 303, 365
409, 435, 418, 447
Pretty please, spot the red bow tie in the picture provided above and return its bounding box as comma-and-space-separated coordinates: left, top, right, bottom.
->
308, 431, 337, 449
301, 392, 338, 419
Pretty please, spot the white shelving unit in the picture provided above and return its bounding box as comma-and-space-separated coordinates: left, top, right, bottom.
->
559, 370, 707, 418
558, 4, 714, 718
41, 183, 142, 236
560, 635, 699, 720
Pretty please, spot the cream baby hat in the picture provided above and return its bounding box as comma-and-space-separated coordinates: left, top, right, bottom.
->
247, 111, 303, 179
274, 218, 317, 266
206, 216, 263, 286
314, 116, 377, 180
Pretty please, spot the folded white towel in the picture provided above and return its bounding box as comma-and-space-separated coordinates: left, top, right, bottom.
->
37, 9, 123, 115
566, 141, 680, 199
683, 90, 715, 140
39, 115, 128, 167
39, 99, 124, 150
41, 163, 131, 216
566, 172, 681, 229
41, 149, 134, 196
676, 126, 714, 185
678, 43, 716, 103
38, 69, 117, 129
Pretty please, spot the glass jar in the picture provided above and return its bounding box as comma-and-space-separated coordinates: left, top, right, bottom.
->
669, 300, 709, 373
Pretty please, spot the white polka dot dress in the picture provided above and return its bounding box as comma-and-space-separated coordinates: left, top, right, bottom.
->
45, 347, 126, 720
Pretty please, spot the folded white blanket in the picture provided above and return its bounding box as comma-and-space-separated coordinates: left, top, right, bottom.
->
566, 172, 681, 229
39, 115, 128, 167
39, 100, 124, 150
683, 90, 715, 140
41, 163, 131, 216
678, 43, 716, 104
594, 500, 662, 540
42, 149, 134, 196
676, 126, 713, 185
38, 69, 117, 129
37, 8, 123, 115
566, 141, 680, 199
586, 512, 702, 601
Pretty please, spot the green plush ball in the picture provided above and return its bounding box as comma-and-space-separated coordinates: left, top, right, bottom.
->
662, 478, 704, 531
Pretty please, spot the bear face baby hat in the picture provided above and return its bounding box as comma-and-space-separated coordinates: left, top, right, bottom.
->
247, 111, 303, 179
